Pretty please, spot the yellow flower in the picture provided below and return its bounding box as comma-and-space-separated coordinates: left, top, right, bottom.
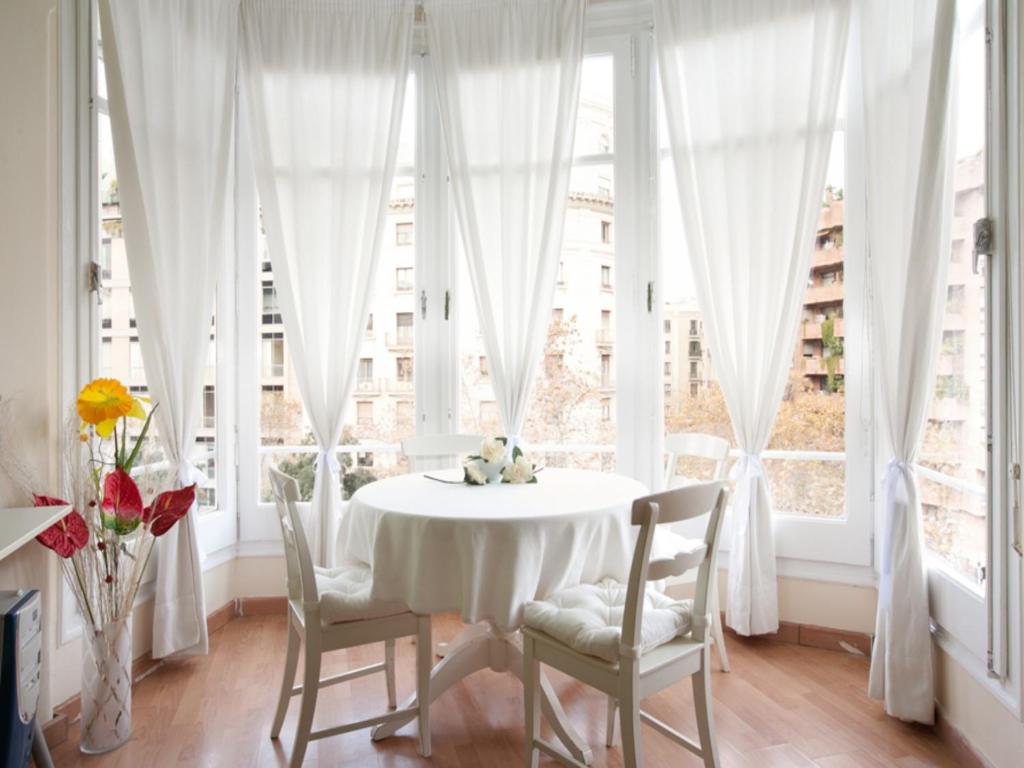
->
77, 378, 134, 435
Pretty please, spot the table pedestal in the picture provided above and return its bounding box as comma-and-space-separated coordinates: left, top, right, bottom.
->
371, 622, 593, 765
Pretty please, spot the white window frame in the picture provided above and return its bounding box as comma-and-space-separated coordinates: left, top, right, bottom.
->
926, 0, 1023, 717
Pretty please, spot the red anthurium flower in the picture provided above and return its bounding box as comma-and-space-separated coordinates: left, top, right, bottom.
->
33, 494, 90, 558
144, 484, 196, 537
102, 468, 144, 534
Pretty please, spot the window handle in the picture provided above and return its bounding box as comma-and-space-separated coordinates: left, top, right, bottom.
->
420, 289, 427, 319
972, 216, 993, 274
647, 281, 654, 313
444, 290, 451, 321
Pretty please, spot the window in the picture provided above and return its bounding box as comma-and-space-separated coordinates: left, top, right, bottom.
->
690, 361, 698, 378
688, 340, 701, 357
479, 356, 488, 376
396, 356, 413, 383
665, 341, 670, 354
93, 23, 221, 518
251, 72, 419, 506
357, 401, 374, 426
601, 398, 611, 422
601, 264, 612, 288
393, 312, 414, 347
664, 362, 671, 376
920, 0, 989, 590
357, 358, 374, 390
460, 54, 617, 473
261, 283, 282, 324
689, 320, 698, 335
261, 333, 284, 378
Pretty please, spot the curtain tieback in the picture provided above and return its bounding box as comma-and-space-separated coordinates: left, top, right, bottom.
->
314, 449, 341, 475
177, 460, 208, 488
505, 434, 521, 454
879, 458, 915, 609
729, 452, 765, 482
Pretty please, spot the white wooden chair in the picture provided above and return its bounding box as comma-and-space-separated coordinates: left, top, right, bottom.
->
663, 432, 731, 672
522, 481, 728, 768
400, 432, 484, 470
267, 467, 432, 767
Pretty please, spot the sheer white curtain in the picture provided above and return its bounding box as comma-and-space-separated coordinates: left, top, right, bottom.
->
423, 0, 585, 446
241, 0, 413, 567
655, 0, 849, 636
861, 0, 957, 724
99, 0, 238, 658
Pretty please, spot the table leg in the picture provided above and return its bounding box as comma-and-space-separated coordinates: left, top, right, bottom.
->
371, 626, 593, 766
435, 621, 490, 658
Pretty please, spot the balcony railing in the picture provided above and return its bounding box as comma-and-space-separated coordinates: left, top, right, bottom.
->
811, 246, 844, 270
386, 331, 414, 349
805, 282, 843, 305
801, 318, 844, 340
388, 379, 414, 394
800, 356, 844, 376
355, 378, 383, 394
595, 328, 615, 345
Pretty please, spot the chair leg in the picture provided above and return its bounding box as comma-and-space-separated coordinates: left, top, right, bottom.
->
605, 695, 618, 747
711, 580, 730, 672
619, 674, 642, 768
416, 617, 432, 758
271, 620, 300, 739
693, 646, 721, 768
291, 633, 322, 768
385, 638, 397, 709
522, 636, 541, 768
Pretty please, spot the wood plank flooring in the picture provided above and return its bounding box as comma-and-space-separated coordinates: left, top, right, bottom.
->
50, 613, 959, 767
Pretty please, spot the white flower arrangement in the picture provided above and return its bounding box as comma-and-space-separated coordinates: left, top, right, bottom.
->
462, 436, 538, 486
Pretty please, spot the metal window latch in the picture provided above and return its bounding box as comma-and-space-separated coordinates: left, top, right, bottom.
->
420, 289, 427, 319
972, 217, 994, 274
444, 290, 450, 321
647, 281, 654, 313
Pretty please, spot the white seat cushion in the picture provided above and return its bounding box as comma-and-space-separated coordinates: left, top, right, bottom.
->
314, 564, 409, 624
650, 529, 707, 572
523, 578, 694, 663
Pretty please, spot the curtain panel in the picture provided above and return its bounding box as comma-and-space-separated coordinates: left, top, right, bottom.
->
861, 0, 957, 724
98, 0, 239, 658
423, 0, 586, 446
654, 0, 850, 636
241, 0, 414, 567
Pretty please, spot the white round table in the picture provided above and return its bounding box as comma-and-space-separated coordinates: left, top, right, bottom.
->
340, 468, 647, 764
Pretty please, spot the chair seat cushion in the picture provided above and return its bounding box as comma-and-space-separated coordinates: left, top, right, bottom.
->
523, 578, 694, 662
314, 564, 409, 624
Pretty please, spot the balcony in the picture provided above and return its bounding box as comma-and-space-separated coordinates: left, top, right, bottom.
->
804, 282, 843, 306
800, 356, 844, 376
355, 378, 383, 394
801, 318, 844, 341
386, 330, 414, 349
595, 328, 614, 346
811, 246, 844, 271
388, 379, 414, 394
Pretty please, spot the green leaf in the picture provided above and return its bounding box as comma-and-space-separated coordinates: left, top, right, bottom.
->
123, 403, 158, 473
496, 437, 507, 445
512, 446, 523, 461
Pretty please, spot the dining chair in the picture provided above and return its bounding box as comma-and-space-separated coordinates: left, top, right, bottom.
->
267, 467, 432, 767
522, 481, 728, 768
400, 432, 484, 470
663, 432, 731, 672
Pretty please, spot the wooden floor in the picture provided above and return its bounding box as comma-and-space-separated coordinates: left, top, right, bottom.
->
51, 613, 958, 768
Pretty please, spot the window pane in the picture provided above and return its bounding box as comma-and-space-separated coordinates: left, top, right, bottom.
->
459, 54, 616, 473
658, 66, 847, 516
96, 94, 218, 510
920, 0, 988, 587
260, 76, 417, 499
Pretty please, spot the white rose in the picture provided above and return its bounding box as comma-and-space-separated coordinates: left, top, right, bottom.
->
480, 437, 507, 464
501, 455, 535, 484
465, 461, 488, 485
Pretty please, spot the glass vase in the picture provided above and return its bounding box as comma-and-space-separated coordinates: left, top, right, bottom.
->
80, 614, 133, 754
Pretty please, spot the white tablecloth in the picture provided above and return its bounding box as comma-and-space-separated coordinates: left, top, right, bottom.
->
339, 468, 648, 632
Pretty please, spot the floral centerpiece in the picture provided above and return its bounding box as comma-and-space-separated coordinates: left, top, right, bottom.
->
463, 436, 538, 485
33, 378, 195, 754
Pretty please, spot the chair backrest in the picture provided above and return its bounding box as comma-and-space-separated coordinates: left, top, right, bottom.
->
620, 481, 728, 656
401, 433, 483, 467
664, 432, 730, 488
268, 466, 319, 616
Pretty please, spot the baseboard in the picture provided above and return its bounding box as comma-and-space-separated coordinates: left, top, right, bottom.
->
721, 614, 872, 656
237, 595, 287, 615
934, 706, 991, 768
43, 599, 241, 750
